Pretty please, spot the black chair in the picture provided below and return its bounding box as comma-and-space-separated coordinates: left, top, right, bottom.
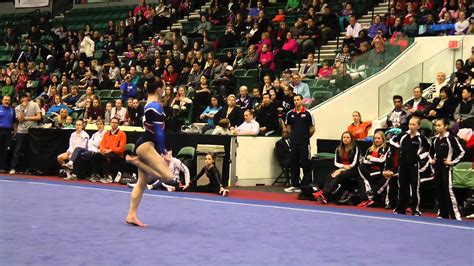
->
273, 147, 290, 186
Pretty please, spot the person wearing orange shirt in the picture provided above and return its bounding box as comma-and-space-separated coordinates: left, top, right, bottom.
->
347, 111, 372, 140
92, 117, 127, 183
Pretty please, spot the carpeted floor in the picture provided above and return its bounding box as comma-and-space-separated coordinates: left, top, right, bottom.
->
0, 175, 473, 265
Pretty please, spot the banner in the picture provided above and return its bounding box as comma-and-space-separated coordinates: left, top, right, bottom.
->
15, 0, 49, 8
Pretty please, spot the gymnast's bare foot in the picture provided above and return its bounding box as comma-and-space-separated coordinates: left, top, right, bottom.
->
125, 216, 148, 227
126, 155, 139, 164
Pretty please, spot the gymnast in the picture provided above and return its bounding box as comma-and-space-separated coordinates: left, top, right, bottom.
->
125, 79, 173, 227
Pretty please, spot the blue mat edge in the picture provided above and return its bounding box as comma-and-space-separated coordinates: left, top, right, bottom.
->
1, 175, 473, 228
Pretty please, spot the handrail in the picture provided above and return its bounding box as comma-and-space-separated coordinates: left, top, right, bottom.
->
310, 39, 418, 110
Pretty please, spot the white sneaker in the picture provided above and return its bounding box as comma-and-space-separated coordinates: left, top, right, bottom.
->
284, 186, 299, 193
114, 172, 122, 183
62, 161, 73, 170
127, 183, 137, 189
147, 184, 154, 190
163, 184, 176, 192
9, 169, 16, 175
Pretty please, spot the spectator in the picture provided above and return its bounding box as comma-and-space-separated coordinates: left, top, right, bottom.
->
318, 5, 339, 45
215, 65, 238, 99
193, 75, 212, 122
386, 95, 410, 130
212, 118, 231, 135
234, 109, 260, 135
347, 111, 372, 140
426, 72, 448, 101
453, 87, 473, 129
299, 52, 318, 78
1, 77, 14, 98
47, 95, 73, 117
277, 31, 298, 70
168, 86, 192, 132
111, 99, 128, 125
93, 117, 126, 183
120, 74, 138, 102
162, 64, 179, 87
296, 18, 320, 56
104, 101, 113, 125
53, 108, 69, 127
63, 86, 80, 107
236, 85, 253, 110
242, 44, 259, 69
285, 0, 300, 11
313, 131, 360, 204
258, 44, 275, 78
127, 98, 144, 127
290, 73, 310, 100
339, 3, 353, 32
200, 95, 222, 130
192, 15, 212, 36
256, 93, 279, 136
251, 87, 262, 110
317, 60, 334, 79
57, 119, 89, 169
62, 116, 75, 129
454, 11, 470, 35
187, 62, 204, 89
85, 98, 104, 124
344, 15, 362, 45
368, 15, 387, 39
426, 87, 457, 121
214, 94, 244, 128
280, 83, 295, 116
335, 44, 352, 65
404, 86, 430, 116
0, 96, 15, 172
79, 33, 95, 65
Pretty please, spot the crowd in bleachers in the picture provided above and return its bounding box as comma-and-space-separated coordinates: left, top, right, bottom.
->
0, 1, 471, 136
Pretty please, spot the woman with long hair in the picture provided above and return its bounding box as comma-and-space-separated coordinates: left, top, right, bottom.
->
125, 80, 174, 227
313, 131, 360, 204
357, 130, 390, 207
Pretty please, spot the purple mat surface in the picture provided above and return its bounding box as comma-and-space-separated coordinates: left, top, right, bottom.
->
1, 177, 473, 265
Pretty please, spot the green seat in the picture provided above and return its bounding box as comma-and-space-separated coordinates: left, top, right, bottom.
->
246, 68, 259, 78
312, 91, 332, 105
314, 152, 335, 159
237, 76, 258, 89
176, 146, 196, 161
97, 90, 111, 99
125, 143, 136, 155
110, 90, 122, 99
233, 69, 246, 77
452, 162, 474, 188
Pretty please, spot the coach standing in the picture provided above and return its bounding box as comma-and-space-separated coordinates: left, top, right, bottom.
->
284, 94, 315, 193
0, 95, 15, 172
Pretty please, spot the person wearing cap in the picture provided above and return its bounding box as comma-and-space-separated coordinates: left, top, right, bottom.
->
214, 65, 238, 99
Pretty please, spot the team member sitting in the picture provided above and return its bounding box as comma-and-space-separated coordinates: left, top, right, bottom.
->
313, 131, 360, 204
184, 153, 229, 196
130, 149, 190, 191
57, 119, 89, 176
357, 130, 390, 207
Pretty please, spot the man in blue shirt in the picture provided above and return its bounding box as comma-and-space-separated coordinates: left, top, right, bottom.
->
120, 74, 138, 102
0, 96, 16, 172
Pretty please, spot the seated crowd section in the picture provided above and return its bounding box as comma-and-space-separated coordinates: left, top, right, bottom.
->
0, 0, 473, 217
